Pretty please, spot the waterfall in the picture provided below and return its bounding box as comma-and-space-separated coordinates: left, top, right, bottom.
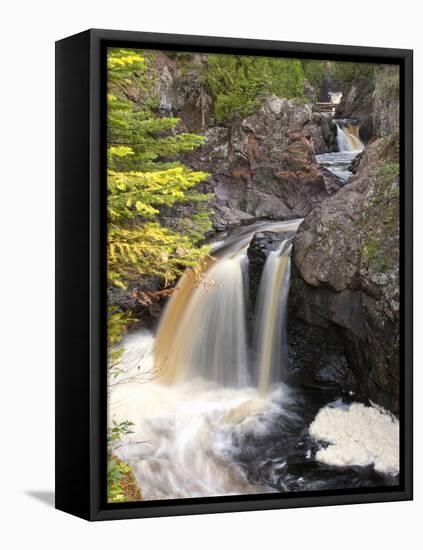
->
108, 217, 398, 501
335, 122, 364, 152
254, 240, 292, 393
316, 120, 365, 183
111, 220, 302, 500
154, 220, 302, 391
155, 252, 249, 387
329, 91, 342, 105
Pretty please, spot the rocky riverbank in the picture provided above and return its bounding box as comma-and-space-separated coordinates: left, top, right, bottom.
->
290, 132, 400, 412
109, 51, 401, 414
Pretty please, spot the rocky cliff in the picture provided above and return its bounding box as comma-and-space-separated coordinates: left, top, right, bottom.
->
184, 97, 339, 231
144, 53, 340, 233
335, 65, 400, 143
289, 132, 400, 412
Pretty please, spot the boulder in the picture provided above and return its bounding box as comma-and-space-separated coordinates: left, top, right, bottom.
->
108, 275, 169, 329
185, 97, 342, 232
303, 111, 338, 154
289, 132, 400, 412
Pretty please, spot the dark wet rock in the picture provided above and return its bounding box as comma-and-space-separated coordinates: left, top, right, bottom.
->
303, 111, 338, 154
247, 231, 287, 315
335, 76, 374, 120
290, 132, 400, 412
320, 166, 343, 194
349, 151, 363, 174
108, 275, 168, 329
288, 277, 356, 393
358, 116, 373, 142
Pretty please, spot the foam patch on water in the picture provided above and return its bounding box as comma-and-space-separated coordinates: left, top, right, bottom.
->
309, 402, 399, 475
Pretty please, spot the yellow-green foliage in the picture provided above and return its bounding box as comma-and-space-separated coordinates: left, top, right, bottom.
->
362, 234, 388, 272
107, 306, 135, 369
374, 65, 400, 101
107, 48, 212, 310
107, 165, 210, 221
108, 222, 210, 288
107, 420, 142, 503
331, 61, 375, 85
107, 455, 138, 502
206, 54, 304, 121
301, 60, 327, 90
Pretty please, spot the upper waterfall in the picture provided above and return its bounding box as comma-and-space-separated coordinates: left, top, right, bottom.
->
329, 91, 342, 105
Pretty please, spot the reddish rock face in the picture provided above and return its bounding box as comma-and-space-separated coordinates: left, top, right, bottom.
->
182, 97, 340, 231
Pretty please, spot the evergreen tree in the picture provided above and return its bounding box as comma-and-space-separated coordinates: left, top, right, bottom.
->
107, 48, 212, 343
300, 60, 327, 90
330, 61, 375, 85
205, 54, 304, 122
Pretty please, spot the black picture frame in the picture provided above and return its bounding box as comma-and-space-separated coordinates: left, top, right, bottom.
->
55, 28, 413, 521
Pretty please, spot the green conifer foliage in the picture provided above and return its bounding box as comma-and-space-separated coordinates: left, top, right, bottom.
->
107, 48, 212, 342
206, 55, 304, 121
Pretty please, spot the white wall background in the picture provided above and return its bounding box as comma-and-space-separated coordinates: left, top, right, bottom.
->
1, 0, 420, 547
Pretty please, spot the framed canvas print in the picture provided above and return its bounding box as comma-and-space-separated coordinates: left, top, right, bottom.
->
55, 29, 413, 521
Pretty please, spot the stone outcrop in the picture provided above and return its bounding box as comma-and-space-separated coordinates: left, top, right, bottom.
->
303, 111, 338, 154
152, 52, 214, 132
108, 275, 170, 329
147, 53, 340, 232
289, 132, 400, 412
185, 97, 341, 232
335, 66, 400, 143
335, 76, 374, 142
372, 66, 400, 138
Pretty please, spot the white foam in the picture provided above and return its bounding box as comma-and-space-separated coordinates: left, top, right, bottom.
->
309, 402, 399, 475
109, 366, 290, 499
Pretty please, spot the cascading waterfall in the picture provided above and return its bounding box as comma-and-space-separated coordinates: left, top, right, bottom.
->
329, 91, 342, 105
254, 240, 292, 393
155, 252, 249, 387
316, 120, 364, 183
154, 220, 302, 390
109, 219, 303, 499
109, 218, 399, 500
335, 121, 364, 152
